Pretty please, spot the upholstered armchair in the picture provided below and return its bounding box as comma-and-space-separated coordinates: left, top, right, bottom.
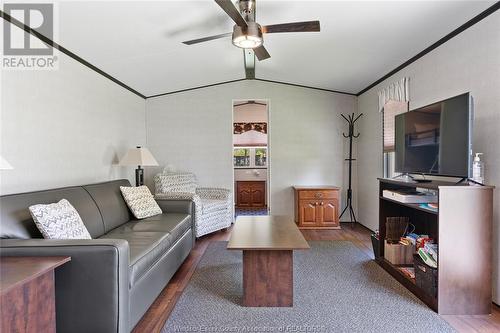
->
154, 172, 232, 237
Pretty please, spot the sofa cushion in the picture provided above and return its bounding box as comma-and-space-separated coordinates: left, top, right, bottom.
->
83, 180, 132, 233
132, 213, 191, 242
201, 198, 228, 215
0, 187, 104, 239
99, 213, 191, 287
120, 186, 162, 219
29, 199, 92, 239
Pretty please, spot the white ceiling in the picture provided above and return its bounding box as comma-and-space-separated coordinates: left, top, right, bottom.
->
56, 1, 495, 96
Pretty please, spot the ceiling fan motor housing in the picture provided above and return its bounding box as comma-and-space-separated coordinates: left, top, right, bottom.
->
232, 22, 263, 49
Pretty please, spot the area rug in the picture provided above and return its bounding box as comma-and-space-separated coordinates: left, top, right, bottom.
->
162, 241, 455, 333
234, 208, 269, 217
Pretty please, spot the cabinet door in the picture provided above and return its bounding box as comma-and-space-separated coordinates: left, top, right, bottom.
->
299, 200, 318, 226
236, 182, 252, 207
251, 182, 265, 207
318, 200, 339, 226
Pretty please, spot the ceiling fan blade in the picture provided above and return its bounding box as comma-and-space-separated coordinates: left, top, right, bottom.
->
182, 32, 232, 45
214, 0, 247, 28
262, 20, 320, 34
254, 45, 270, 61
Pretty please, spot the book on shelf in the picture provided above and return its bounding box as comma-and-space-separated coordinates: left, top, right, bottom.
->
398, 267, 415, 280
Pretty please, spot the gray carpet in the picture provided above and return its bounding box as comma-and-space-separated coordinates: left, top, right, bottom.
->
162, 241, 455, 333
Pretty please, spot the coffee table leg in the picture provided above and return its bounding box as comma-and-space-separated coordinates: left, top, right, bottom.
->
242, 250, 293, 307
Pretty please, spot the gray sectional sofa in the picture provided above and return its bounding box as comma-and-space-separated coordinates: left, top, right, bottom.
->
0, 179, 195, 333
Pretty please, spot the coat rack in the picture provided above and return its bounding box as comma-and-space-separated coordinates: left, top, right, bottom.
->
340, 113, 362, 227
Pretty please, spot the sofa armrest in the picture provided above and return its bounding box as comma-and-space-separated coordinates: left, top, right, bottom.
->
155, 193, 202, 239
155, 198, 197, 244
0, 238, 130, 333
155, 198, 193, 216
196, 187, 231, 201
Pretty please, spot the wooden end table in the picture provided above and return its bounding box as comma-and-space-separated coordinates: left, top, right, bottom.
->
227, 216, 310, 307
0, 256, 71, 333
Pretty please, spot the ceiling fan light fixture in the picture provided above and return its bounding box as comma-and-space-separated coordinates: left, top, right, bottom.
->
232, 22, 263, 49
233, 35, 262, 49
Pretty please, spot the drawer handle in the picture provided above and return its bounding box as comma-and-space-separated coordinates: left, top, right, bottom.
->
320, 202, 324, 206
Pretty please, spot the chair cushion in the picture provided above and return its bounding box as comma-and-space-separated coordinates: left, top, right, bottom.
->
201, 198, 229, 215
154, 172, 197, 194
99, 213, 191, 287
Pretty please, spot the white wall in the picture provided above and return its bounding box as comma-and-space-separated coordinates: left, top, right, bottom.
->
0, 53, 146, 194
357, 12, 500, 303
146, 80, 357, 219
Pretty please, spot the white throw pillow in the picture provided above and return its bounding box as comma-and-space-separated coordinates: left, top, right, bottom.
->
29, 199, 92, 239
120, 186, 162, 219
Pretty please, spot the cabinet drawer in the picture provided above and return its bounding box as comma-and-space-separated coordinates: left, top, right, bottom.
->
298, 190, 338, 200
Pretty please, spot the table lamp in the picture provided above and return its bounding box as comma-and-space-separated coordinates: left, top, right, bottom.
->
119, 146, 159, 186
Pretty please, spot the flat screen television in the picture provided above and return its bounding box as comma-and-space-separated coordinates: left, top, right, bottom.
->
394, 93, 473, 178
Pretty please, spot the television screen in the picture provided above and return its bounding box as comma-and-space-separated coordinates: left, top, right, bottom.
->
395, 93, 472, 178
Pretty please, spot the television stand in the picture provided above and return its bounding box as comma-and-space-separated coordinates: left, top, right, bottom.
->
377, 178, 494, 314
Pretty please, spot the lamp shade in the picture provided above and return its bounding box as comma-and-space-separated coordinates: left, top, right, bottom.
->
0, 155, 13, 170
119, 147, 159, 166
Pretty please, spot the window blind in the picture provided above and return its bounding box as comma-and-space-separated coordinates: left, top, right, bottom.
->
383, 100, 409, 152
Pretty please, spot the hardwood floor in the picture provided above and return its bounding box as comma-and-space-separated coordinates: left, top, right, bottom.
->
132, 223, 500, 333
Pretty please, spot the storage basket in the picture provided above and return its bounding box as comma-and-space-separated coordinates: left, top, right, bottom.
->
385, 217, 409, 243
413, 253, 438, 298
371, 234, 380, 259
384, 240, 414, 265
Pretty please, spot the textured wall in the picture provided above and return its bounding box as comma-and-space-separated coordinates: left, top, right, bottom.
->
0, 53, 146, 194
146, 80, 357, 220
357, 12, 500, 303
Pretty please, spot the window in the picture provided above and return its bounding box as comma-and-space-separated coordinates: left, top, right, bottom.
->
383, 100, 408, 178
255, 148, 267, 167
233, 148, 250, 167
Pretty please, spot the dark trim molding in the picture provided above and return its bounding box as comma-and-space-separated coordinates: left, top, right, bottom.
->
0, 10, 146, 99
5, 2, 497, 101
356, 2, 500, 96
254, 78, 357, 96
147, 78, 356, 98
146, 79, 247, 98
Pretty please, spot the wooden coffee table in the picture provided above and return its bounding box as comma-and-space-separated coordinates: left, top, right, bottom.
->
227, 216, 310, 307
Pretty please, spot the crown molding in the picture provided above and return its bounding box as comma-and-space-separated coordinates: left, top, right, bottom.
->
253, 78, 356, 96
356, 2, 500, 96
0, 10, 146, 99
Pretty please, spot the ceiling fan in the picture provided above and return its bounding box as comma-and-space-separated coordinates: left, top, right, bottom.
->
182, 0, 320, 61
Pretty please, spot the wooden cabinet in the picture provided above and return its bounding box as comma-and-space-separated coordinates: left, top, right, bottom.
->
294, 186, 340, 229
236, 181, 266, 208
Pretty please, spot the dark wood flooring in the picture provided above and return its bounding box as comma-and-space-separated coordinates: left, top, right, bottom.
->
132, 223, 500, 333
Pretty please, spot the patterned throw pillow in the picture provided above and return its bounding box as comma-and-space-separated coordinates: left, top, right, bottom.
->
29, 199, 92, 239
120, 186, 162, 219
